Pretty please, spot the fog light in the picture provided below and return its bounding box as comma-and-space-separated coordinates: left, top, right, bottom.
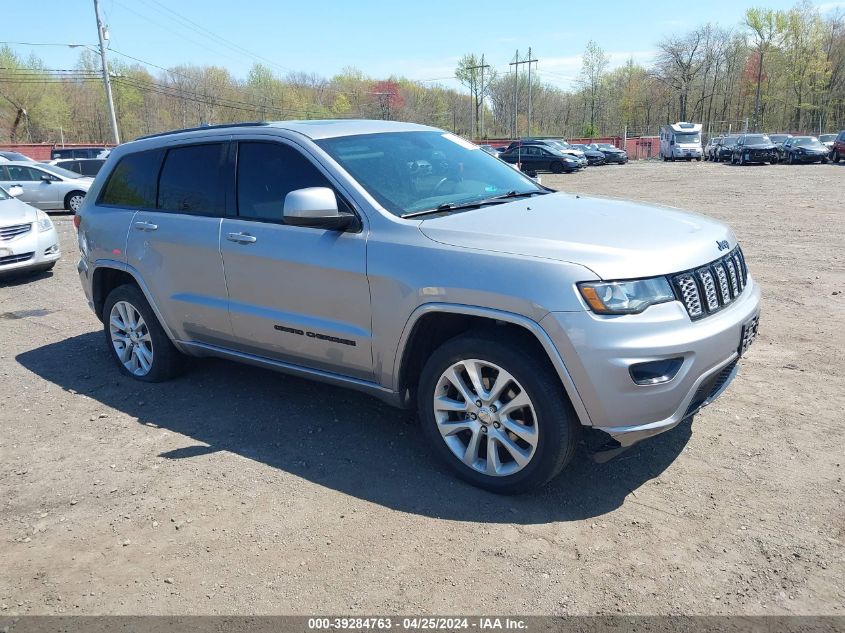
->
629, 357, 684, 385
44, 244, 59, 255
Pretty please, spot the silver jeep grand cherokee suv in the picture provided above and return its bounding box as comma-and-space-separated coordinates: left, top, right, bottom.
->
76, 120, 761, 494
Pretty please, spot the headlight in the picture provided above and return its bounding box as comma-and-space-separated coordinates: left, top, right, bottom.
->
36, 210, 54, 232
578, 277, 675, 315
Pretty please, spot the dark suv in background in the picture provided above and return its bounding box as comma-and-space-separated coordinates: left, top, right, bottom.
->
830, 131, 845, 163
717, 135, 740, 162
731, 134, 778, 165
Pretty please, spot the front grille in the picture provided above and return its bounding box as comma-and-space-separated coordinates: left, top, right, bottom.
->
671, 246, 748, 320
0, 251, 34, 265
684, 360, 738, 419
0, 223, 32, 241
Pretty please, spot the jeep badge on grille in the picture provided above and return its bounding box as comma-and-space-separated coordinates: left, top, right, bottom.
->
716, 240, 730, 251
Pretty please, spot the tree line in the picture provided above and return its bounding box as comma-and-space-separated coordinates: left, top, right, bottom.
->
1, 1, 842, 145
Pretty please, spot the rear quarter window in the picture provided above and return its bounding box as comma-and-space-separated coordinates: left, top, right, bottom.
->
98, 149, 163, 208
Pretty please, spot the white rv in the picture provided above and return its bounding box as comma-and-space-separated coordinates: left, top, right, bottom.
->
660, 122, 703, 161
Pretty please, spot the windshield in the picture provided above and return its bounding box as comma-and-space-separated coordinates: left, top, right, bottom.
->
723, 136, 739, 144
1, 152, 33, 161
598, 143, 616, 149
674, 132, 700, 143
794, 137, 823, 147
819, 134, 836, 142
38, 164, 85, 179
316, 131, 544, 217
769, 135, 789, 143
0, 187, 11, 201
744, 135, 771, 144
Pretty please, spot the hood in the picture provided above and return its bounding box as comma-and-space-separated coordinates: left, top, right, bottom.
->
745, 143, 776, 150
0, 196, 38, 226
560, 149, 585, 158
417, 192, 736, 280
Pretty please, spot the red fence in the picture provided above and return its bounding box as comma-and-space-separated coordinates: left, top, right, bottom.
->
0, 143, 115, 161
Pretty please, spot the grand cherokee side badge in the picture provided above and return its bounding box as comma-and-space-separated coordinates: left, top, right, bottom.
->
716, 240, 730, 251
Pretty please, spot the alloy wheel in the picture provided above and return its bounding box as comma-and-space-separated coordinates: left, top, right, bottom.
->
433, 358, 538, 477
109, 300, 154, 376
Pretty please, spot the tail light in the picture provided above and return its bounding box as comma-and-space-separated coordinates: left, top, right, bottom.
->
73, 215, 81, 230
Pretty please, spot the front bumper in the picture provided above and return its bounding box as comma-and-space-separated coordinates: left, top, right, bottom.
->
0, 224, 61, 274
541, 277, 761, 446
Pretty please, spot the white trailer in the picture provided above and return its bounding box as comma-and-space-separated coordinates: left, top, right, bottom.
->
660, 122, 703, 161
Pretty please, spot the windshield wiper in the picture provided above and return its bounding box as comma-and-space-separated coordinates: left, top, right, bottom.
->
401, 190, 546, 218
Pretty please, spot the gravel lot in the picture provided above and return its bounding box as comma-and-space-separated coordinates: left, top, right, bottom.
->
1, 160, 843, 616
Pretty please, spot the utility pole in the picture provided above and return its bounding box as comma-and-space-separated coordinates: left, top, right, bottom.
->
466, 55, 490, 140
93, 0, 120, 145
510, 50, 519, 139
510, 49, 538, 139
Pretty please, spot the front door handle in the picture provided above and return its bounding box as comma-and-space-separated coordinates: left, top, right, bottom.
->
226, 232, 257, 244
134, 221, 158, 231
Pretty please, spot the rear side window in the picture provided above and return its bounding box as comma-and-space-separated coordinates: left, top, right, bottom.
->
236, 142, 333, 221
99, 149, 162, 208
157, 143, 227, 216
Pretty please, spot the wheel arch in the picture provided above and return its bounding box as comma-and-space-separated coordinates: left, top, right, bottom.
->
91, 261, 180, 345
392, 303, 592, 426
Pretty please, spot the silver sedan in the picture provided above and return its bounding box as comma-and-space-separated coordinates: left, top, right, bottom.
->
0, 161, 92, 213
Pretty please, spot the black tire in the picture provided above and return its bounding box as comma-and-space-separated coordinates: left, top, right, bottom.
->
550, 161, 564, 174
102, 284, 186, 382
833, 150, 840, 163
788, 153, 794, 165
417, 333, 579, 494
64, 190, 86, 214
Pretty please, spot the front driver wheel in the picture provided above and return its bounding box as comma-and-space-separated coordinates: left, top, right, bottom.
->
103, 284, 186, 382
418, 333, 579, 494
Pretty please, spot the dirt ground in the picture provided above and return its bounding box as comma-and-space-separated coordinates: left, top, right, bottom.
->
1, 160, 843, 616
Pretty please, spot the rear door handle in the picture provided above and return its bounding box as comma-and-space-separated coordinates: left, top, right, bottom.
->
227, 232, 257, 244
226, 232, 257, 244
134, 221, 158, 231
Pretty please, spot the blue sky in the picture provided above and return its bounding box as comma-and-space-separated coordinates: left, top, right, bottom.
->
5, 0, 844, 89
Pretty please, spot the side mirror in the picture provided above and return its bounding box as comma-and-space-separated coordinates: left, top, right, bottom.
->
283, 187, 356, 230
8, 185, 23, 197
41, 175, 54, 182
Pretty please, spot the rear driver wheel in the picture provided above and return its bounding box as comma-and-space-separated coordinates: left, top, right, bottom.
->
103, 284, 186, 382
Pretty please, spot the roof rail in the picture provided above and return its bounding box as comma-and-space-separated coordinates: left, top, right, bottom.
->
134, 121, 269, 141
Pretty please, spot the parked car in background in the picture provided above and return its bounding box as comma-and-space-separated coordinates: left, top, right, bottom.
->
50, 146, 110, 160
506, 139, 587, 166
478, 144, 502, 157
48, 158, 107, 177
0, 185, 60, 275
782, 136, 829, 164
731, 134, 778, 165
569, 144, 607, 166
586, 143, 628, 164
831, 130, 845, 163
0, 150, 37, 162
76, 119, 760, 493
704, 136, 723, 161
768, 134, 792, 161
0, 162, 92, 213
717, 135, 740, 162
660, 122, 703, 161
498, 144, 582, 173
818, 134, 836, 157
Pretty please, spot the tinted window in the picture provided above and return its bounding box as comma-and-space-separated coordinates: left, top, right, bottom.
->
3, 165, 41, 181
236, 141, 333, 221
157, 144, 227, 215
100, 149, 163, 208
79, 160, 104, 176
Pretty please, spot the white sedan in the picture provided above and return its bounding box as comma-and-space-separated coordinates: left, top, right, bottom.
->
0, 185, 61, 275
0, 161, 92, 213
